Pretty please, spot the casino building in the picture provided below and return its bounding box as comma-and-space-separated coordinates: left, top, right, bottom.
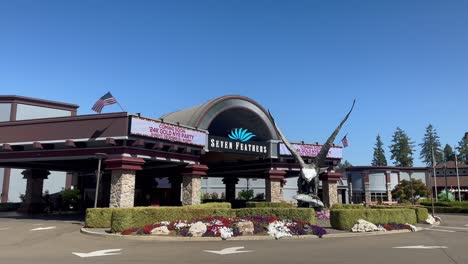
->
0, 95, 345, 213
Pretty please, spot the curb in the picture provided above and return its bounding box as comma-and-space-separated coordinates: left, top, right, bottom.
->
81, 227, 415, 241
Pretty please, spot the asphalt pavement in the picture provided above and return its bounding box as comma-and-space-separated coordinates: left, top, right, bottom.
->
0, 213, 467, 264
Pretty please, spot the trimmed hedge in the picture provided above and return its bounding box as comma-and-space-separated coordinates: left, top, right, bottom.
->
331, 204, 364, 209
330, 209, 417, 230
86, 208, 114, 228
369, 206, 428, 223
235, 208, 315, 224
185, 202, 232, 209
423, 206, 468, 214
245, 202, 293, 208
111, 207, 235, 232
420, 201, 468, 208
0, 203, 21, 212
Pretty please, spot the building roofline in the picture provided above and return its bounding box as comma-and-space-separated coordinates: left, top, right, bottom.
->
0, 95, 79, 110
346, 166, 429, 172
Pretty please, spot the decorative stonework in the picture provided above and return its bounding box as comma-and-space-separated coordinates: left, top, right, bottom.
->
386, 183, 393, 202
182, 164, 208, 205
110, 170, 136, 208
265, 170, 285, 202
323, 181, 338, 208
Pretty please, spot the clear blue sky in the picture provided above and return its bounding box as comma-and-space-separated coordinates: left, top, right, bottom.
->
1, 0, 467, 167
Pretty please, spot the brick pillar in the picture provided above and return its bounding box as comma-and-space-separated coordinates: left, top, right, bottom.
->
362, 171, 371, 205
105, 157, 145, 208
320, 171, 342, 208
265, 170, 286, 202
18, 169, 50, 214
222, 177, 239, 202
168, 176, 183, 206
385, 171, 392, 202
182, 164, 208, 205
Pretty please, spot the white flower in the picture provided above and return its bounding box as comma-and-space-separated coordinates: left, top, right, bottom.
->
175, 221, 189, 230
160, 221, 170, 226
219, 226, 233, 240
268, 221, 292, 239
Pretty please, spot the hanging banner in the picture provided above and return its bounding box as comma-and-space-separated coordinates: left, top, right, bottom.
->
130, 116, 207, 146
279, 143, 342, 158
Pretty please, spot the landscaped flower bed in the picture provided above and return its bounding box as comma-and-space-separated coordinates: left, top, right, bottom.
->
119, 216, 327, 239
379, 223, 414, 231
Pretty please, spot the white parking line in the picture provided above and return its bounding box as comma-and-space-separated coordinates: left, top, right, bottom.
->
433, 226, 468, 230
424, 228, 455, 233
0, 228, 10, 231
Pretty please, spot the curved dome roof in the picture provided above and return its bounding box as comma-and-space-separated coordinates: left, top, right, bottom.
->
160, 95, 279, 141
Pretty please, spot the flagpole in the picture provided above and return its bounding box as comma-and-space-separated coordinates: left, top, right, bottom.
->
116, 101, 126, 112
455, 146, 461, 202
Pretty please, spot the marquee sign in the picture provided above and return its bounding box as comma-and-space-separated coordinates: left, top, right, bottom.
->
279, 143, 343, 159
130, 116, 207, 146
208, 128, 269, 155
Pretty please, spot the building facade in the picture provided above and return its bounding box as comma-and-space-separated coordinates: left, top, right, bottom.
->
0, 95, 346, 213
345, 166, 430, 204
0, 96, 78, 204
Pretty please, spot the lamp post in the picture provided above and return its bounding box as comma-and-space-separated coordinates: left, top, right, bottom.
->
94, 153, 107, 208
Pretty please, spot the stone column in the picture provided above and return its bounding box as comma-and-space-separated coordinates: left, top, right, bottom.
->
168, 176, 183, 206
362, 171, 371, 205
105, 157, 145, 208
385, 171, 393, 202
320, 171, 342, 208
18, 169, 50, 214
222, 177, 239, 202
182, 164, 208, 205
265, 170, 286, 202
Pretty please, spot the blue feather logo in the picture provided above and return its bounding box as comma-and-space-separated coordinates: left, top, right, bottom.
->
228, 128, 256, 142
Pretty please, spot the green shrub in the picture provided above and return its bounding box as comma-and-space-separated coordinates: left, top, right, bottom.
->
331, 204, 364, 209
0, 203, 21, 212
420, 201, 468, 208
369, 206, 428, 223
110, 207, 235, 232
85, 208, 114, 228
185, 202, 231, 209
423, 206, 468, 214
330, 209, 417, 230
238, 189, 254, 200
245, 202, 293, 208
235, 208, 316, 225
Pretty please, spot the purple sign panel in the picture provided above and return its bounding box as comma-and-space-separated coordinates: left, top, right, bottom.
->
130, 116, 207, 146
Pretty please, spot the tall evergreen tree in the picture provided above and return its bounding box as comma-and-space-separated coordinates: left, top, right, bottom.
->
443, 144, 455, 162
389, 127, 415, 167
419, 124, 443, 166
457, 136, 468, 163
372, 134, 387, 166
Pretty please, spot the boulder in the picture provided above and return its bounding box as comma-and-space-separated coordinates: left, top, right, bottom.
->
351, 219, 386, 232
424, 215, 441, 225
151, 226, 170, 235
235, 221, 254, 236
189, 221, 207, 237
405, 223, 417, 232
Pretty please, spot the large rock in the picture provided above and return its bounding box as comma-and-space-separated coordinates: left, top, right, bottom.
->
189, 221, 207, 237
151, 226, 170, 235
235, 221, 254, 236
351, 219, 386, 232
425, 215, 441, 225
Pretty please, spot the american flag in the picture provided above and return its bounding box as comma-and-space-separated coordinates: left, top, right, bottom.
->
92, 92, 117, 113
341, 134, 349, 148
